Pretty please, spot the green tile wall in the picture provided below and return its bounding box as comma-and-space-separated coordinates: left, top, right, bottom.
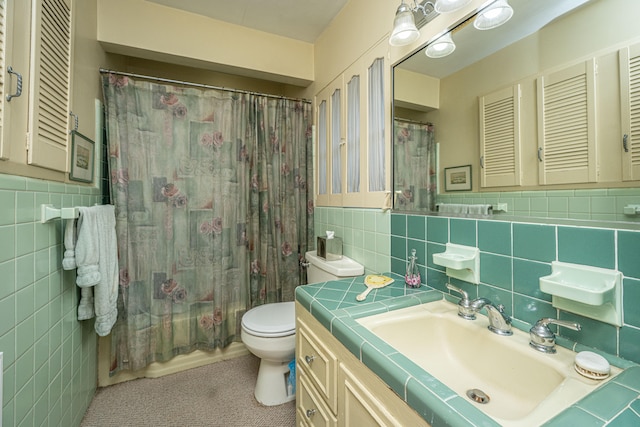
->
0, 173, 101, 427
389, 212, 640, 366
437, 188, 640, 222
314, 207, 391, 274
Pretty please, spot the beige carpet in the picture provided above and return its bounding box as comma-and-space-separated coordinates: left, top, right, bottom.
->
80, 354, 296, 427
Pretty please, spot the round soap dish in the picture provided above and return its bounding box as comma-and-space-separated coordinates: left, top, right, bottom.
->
574, 351, 610, 380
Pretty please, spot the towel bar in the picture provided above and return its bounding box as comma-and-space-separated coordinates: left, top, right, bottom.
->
40, 204, 80, 223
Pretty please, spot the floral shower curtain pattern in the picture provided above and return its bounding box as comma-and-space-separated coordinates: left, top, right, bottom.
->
102, 74, 314, 375
393, 120, 437, 212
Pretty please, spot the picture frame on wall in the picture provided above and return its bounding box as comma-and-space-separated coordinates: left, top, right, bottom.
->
69, 131, 95, 183
444, 165, 472, 191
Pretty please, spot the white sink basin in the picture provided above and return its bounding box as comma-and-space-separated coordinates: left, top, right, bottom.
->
356, 300, 620, 426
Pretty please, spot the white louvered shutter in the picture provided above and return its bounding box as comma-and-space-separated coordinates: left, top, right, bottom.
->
620, 43, 640, 181
479, 84, 521, 187
537, 60, 597, 185
0, 0, 8, 159
27, 0, 72, 172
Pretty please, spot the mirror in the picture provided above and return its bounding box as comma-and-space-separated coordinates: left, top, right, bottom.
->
393, 0, 640, 225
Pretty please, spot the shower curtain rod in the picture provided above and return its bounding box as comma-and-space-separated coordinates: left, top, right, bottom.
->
99, 68, 311, 104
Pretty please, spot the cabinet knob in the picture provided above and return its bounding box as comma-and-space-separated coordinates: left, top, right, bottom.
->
305, 355, 315, 364
306, 409, 316, 418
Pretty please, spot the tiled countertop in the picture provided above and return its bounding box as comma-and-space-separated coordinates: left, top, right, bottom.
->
295, 273, 640, 427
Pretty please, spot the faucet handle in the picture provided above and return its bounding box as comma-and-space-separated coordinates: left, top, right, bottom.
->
446, 283, 469, 300
529, 318, 581, 353
536, 318, 581, 331
445, 284, 475, 320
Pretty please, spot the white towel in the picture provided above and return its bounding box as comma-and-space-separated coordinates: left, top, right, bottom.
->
437, 203, 469, 214
467, 204, 491, 215
62, 218, 77, 270
75, 205, 119, 336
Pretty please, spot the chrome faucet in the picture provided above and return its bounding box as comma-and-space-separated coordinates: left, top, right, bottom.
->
445, 284, 475, 320
446, 285, 512, 336
469, 298, 513, 336
529, 318, 581, 353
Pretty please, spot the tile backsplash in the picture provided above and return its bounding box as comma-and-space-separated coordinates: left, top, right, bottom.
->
315, 206, 640, 365
314, 207, 391, 274
437, 188, 640, 222
0, 173, 100, 427
389, 212, 640, 365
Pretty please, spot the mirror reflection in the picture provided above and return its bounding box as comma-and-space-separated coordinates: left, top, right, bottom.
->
393, 0, 640, 224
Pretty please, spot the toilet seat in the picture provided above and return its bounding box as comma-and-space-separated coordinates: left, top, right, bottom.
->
242, 301, 295, 337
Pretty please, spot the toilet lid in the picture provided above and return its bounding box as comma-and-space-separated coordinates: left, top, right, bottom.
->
242, 301, 295, 337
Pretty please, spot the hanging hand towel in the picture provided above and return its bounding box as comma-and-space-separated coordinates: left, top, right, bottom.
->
467, 204, 491, 215
75, 210, 101, 288
76, 205, 119, 336
437, 203, 468, 214
62, 218, 77, 270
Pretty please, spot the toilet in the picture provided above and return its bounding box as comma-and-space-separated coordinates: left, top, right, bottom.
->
241, 250, 364, 406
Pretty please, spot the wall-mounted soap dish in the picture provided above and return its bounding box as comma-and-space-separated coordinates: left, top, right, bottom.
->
539, 261, 622, 326
433, 243, 480, 284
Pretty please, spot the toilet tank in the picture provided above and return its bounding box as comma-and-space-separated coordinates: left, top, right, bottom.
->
305, 250, 364, 283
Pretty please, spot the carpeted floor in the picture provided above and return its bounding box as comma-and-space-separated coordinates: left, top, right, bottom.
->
80, 354, 296, 427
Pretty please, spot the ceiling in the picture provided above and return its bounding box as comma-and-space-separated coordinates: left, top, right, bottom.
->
146, 0, 349, 43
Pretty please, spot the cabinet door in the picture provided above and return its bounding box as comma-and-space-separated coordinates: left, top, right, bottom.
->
537, 59, 597, 185
27, 0, 72, 172
315, 75, 344, 206
479, 84, 521, 188
0, 0, 14, 160
620, 43, 640, 181
297, 318, 338, 412
340, 364, 401, 427
361, 40, 391, 208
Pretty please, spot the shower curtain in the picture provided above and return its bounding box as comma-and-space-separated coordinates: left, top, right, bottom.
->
393, 119, 437, 212
102, 74, 314, 375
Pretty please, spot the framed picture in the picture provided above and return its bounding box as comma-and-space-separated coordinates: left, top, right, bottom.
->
444, 165, 472, 191
69, 131, 95, 183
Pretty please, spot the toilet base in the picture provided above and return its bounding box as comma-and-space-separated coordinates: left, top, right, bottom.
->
254, 358, 296, 406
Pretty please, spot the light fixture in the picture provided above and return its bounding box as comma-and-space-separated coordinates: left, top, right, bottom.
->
433, 0, 472, 14
389, 2, 421, 46
473, 0, 514, 30
425, 32, 456, 58
390, 1, 470, 47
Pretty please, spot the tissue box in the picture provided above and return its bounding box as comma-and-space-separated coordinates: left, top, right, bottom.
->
317, 236, 343, 260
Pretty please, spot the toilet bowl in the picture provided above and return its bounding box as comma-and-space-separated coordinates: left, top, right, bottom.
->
241, 252, 364, 406
241, 301, 296, 406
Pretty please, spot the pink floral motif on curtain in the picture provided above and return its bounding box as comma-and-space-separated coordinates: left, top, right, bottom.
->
102, 74, 314, 375
393, 120, 437, 212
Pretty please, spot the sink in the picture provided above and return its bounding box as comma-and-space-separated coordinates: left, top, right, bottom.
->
356, 299, 620, 426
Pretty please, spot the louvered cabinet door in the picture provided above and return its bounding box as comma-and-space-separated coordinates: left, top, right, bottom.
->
537, 59, 597, 185
620, 43, 640, 181
479, 84, 521, 188
27, 0, 72, 172
0, 0, 12, 160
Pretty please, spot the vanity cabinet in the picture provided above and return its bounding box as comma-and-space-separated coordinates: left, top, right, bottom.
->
295, 302, 428, 427
0, 0, 73, 181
